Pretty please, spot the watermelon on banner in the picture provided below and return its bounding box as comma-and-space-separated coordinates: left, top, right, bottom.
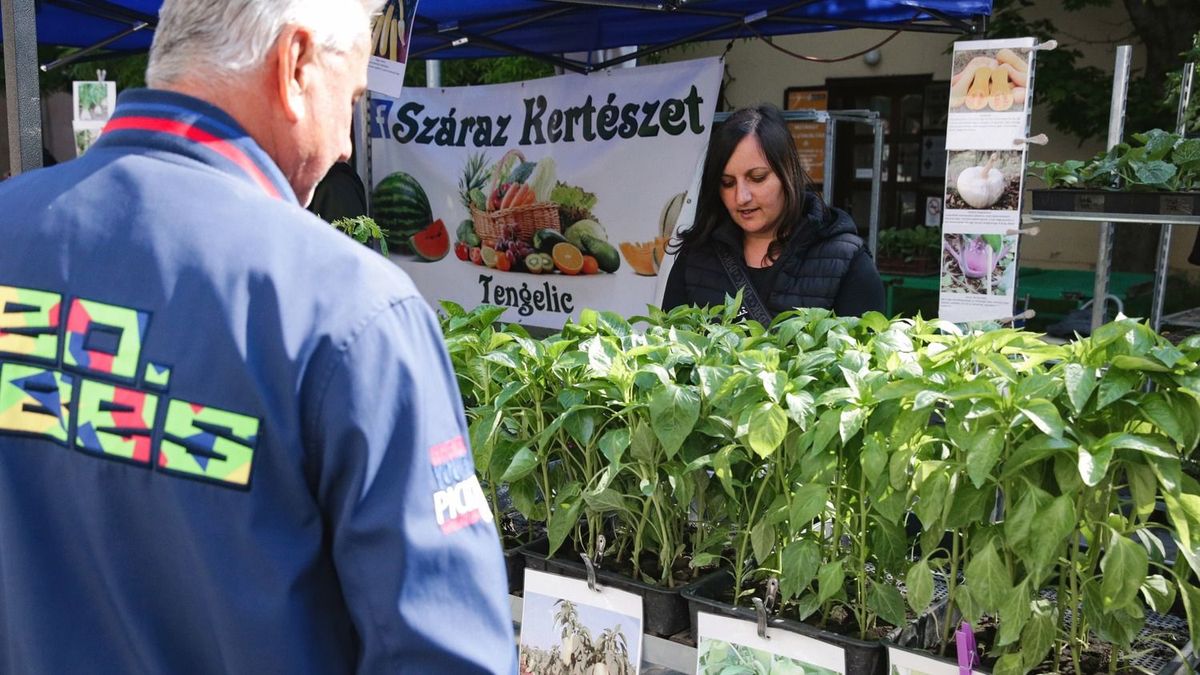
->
372, 172, 433, 251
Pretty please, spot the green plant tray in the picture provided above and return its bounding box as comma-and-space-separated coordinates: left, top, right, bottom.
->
1030, 189, 1200, 225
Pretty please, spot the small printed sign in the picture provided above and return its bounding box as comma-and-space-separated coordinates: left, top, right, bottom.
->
520, 569, 643, 674
367, 0, 419, 98
695, 612, 846, 674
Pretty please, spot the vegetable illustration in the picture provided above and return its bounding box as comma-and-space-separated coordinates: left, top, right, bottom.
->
619, 237, 670, 276
409, 219, 449, 261
989, 67, 1013, 111
965, 67, 992, 111
659, 191, 687, 239
956, 154, 1006, 208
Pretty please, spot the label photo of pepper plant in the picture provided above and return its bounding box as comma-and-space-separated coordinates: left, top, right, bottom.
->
945, 150, 1023, 212
941, 232, 1017, 295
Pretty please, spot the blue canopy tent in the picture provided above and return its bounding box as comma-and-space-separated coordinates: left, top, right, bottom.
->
3, 0, 991, 169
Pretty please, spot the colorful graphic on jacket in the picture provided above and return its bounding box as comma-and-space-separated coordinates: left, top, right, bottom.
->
429, 434, 492, 535
0, 283, 260, 489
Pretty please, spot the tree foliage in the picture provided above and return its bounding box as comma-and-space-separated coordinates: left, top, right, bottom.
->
985, 0, 1199, 142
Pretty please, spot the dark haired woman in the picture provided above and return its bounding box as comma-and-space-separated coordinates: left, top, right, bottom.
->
661, 104, 885, 320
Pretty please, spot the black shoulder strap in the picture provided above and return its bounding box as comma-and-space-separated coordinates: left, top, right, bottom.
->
715, 245, 774, 325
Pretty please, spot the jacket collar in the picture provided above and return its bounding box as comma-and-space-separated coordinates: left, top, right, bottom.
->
96, 89, 297, 204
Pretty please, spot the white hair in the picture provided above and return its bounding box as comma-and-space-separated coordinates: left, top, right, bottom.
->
147, 0, 385, 86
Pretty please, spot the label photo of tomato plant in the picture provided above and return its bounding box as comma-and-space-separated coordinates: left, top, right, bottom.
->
940, 232, 1017, 296
945, 149, 1023, 211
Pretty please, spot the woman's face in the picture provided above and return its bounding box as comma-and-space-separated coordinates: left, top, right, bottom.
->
720, 134, 785, 237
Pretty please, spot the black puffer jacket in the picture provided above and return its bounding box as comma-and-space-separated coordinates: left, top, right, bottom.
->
661, 195, 885, 318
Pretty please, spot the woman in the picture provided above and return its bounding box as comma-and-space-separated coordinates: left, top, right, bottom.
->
661, 104, 885, 320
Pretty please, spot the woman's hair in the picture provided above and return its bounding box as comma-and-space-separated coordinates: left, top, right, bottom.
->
675, 103, 815, 263
147, 0, 384, 87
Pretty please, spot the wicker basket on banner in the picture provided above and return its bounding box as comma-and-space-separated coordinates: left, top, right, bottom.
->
471, 202, 561, 248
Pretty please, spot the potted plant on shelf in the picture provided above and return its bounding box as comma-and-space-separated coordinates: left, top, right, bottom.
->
1028, 129, 1200, 220
876, 226, 942, 275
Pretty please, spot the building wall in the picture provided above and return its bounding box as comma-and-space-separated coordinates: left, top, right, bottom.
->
664, 3, 1200, 279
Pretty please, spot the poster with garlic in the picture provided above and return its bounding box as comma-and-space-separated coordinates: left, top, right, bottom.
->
939, 37, 1039, 324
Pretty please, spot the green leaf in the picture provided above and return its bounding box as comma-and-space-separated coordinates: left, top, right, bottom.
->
1141, 574, 1176, 614
964, 541, 1010, 611
839, 406, 868, 444
914, 471, 949, 529
1004, 485, 1049, 549
546, 482, 583, 557
996, 582, 1029, 647
789, 484, 828, 535
1133, 159, 1176, 186
1016, 399, 1064, 439
817, 559, 845, 603
1127, 463, 1158, 519
630, 421, 657, 463
993, 654, 1024, 675
812, 409, 839, 454
745, 402, 788, 459
563, 409, 597, 448
1112, 354, 1172, 373
583, 487, 630, 514
861, 434, 887, 486
1063, 363, 1098, 414
1020, 599, 1057, 670
966, 427, 1004, 488
1027, 496, 1076, 573
1097, 367, 1138, 409
1181, 582, 1200, 651
906, 560, 934, 614
1100, 533, 1148, 610
1077, 446, 1114, 487
867, 581, 906, 628
649, 383, 700, 460
499, 446, 539, 482
598, 427, 630, 465
750, 518, 775, 564
780, 539, 820, 600
1140, 393, 1192, 448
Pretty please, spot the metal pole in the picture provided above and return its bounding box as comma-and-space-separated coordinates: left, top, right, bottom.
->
426, 59, 442, 87
3, 0, 44, 175
1091, 45, 1132, 332
1149, 61, 1194, 331
822, 116, 835, 206
869, 115, 883, 257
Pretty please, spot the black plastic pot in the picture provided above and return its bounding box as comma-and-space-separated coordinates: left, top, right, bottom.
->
503, 542, 526, 594
1030, 188, 1200, 219
682, 570, 887, 675
519, 536, 707, 638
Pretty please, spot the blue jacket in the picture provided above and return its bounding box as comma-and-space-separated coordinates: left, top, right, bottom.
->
0, 89, 516, 674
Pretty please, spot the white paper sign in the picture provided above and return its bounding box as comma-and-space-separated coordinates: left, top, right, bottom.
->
366, 0, 418, 98
695, 612, 846, 674
520, 569, 643, 674
72, 80, 117, 157
369, 58, 722, 329
938, 37, 1039, 324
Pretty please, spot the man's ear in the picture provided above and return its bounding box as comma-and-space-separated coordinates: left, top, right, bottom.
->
273, 25, 318, 124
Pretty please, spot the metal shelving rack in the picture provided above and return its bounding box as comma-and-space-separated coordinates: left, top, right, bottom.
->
1028, 47, 1198, 333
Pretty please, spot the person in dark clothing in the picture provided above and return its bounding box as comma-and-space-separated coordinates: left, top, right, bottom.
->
308, 160, 367, 223
661, 104, 885, 319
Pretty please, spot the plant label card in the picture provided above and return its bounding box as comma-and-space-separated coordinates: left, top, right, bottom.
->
888, 645, 988, 675
695, 612, 845, 675
367, 0, 419, 98
939, 36, 1040, 325
72, 121, 105, 158
519, 569, 643, 674
72, 81, 116, 123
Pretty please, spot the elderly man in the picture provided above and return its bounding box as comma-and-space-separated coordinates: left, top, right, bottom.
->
0, 1, 516, 673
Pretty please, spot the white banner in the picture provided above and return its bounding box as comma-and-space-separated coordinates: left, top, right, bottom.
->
938, 37, 1039, 324
368, 58, 723, 329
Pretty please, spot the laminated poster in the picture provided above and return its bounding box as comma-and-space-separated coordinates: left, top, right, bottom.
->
71, 80, 116, 157
938, 37, 1038, 324
519, 569, 643, 675
370, 57, 721, 329
695, 612, 845, 674
367, 0, 419, 98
